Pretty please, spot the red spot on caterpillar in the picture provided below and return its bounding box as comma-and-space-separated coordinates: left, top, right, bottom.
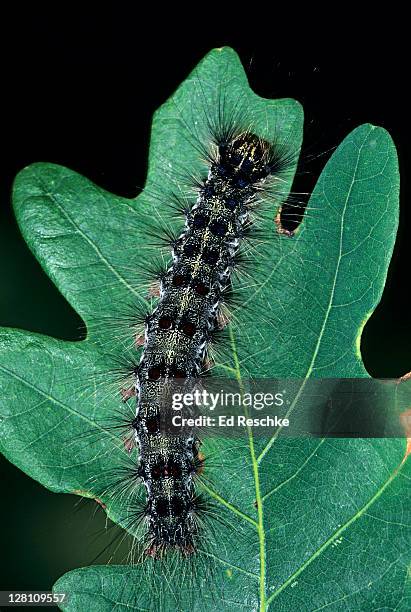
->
203, 357, 214, 371
173, 274, 185, 287
148, 366, 161, 380
196, 451, 205, 475
181, 321, 196, 337
121, 386, 136, 402
123, 434, 135, 453
181, 544, 195, 556
193, 280, 208, 296
95, 498, 107, 510
147, 281, 161, 298
159, 316, 172, 330
145, 414, 160, 434
145, 544, 158, 558
135, 334, 145, 347
171, 368, 186, 379
217, 311, 230, 329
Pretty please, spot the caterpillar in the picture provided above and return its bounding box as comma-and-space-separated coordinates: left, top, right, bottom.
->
131, 127, 294, 558
74, 48, 303, 609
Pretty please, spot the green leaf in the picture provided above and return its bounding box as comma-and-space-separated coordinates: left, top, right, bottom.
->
1, 47, 409, 611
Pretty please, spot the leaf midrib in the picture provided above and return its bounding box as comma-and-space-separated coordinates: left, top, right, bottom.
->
229, 327, 267, 612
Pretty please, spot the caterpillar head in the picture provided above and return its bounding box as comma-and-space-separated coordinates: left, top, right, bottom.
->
218, 132, 272, 183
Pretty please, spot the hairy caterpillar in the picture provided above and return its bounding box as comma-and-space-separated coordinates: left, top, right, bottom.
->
129, 128, 295, 558
72, 49, 303, 608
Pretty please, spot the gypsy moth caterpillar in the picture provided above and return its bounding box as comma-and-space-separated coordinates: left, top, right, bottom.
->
65, 49, 306, 609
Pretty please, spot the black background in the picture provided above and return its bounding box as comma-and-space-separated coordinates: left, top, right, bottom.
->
0, 8, 409, 602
